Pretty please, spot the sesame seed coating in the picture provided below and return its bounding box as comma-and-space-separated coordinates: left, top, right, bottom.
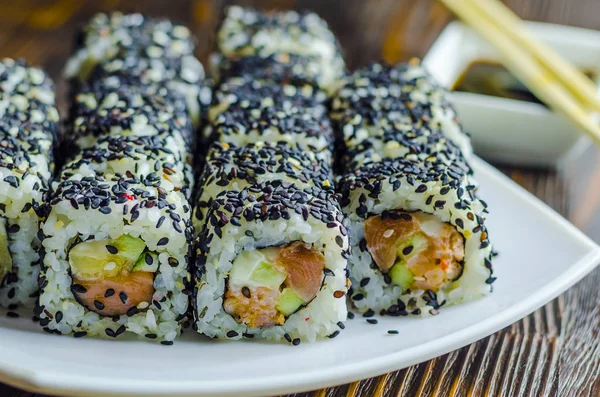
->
206, 76, 333, 159
215, 6, 345, 92
330, 61, 472, 157
66, 12, 197, 81
193, 141, 334, 228
65, 74, 192, 156
0, 58, 57, 308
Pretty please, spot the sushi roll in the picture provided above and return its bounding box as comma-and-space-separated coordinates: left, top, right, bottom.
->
35, 12, 197, 341
64, 74, 193, 157
37, 169, 193, 343
0, 59, 58, 308
64, 12, 205, 128
204, 76, 333, 161
338, 152, 494, 316
193, 183, 349, 342
329, 60, 473, 158
213, 6, 346, 93
333, 63, 494, 317
192, 140, 334, 230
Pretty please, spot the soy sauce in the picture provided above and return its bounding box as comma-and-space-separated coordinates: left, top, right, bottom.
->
452, 60, 597, 106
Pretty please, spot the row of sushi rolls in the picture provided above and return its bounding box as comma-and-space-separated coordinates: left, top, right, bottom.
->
0, 7, 495, 345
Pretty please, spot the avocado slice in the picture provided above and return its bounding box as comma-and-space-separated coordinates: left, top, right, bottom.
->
276, 287, 304, 316
0, 220, 12, 284
396, 233, 428, 259
229, 249, 286, 289
132, 251, 159, 273
389, 261, 414, 293
69, 234, 147, 281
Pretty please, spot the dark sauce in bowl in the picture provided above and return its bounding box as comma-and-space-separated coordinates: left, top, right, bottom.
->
452, 60, 597, 107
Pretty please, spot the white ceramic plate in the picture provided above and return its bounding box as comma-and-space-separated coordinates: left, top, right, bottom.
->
1, 157, 599, 397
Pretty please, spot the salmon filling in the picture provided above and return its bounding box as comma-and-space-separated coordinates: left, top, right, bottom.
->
364, 211, 464, 292
68, 234, 157, 317
0, 219, 12, 286
223, 241, 325, 329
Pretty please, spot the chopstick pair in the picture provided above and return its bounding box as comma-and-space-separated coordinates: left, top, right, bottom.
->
439, 0, 600, 145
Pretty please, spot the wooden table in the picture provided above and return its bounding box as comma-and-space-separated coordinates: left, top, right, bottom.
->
1, 0, 599, 396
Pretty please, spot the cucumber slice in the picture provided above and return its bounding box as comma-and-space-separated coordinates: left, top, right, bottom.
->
132, 251, 159, 273
396, 233, 428, 258
69, 234, 147, 280
276, 287, 304, 316
389, 261, 414, 293
229, 249, 286, 289
112, 235, 146, 264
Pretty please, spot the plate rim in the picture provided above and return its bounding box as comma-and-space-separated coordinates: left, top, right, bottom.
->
1, 157, 599, 397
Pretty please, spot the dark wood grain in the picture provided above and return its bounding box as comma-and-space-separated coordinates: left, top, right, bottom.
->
0, 1, 599, 396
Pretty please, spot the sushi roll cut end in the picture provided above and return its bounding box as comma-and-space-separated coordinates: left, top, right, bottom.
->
223, 242, 325, 328
68, 234, 158, 317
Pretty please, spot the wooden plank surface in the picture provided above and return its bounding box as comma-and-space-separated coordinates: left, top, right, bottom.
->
0, 0, 599, 396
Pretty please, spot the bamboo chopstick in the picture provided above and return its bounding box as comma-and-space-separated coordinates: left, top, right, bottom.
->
439, 0, 600, 145
473, 0, 600, 112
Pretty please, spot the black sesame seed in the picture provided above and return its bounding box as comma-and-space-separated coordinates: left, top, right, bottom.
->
337, 321, 345, 329
327, 330, 340, 339
105, 328, 116, 338
387, 330, 399, 335
145, 333, 157, 339
119, 292, 128, 304
157, 237, 169, 246
226, 330, 239, 338
94, 300, 105, 310
292, 338, 301, 346
366, 319, 378, 324
161, 341, 174, 346
3, 176, 19, 188
105, 245, 118, 254
55, 311, 63, 323
402, 246, 413, 255
360, 278, 370, 287
104, 288, 115, 298
6, 311, 19, 318
74, 331, 87, 338
71, 284, 87, 294
352, 293, 364, 301
347, 312, 355, 319
127, 307, 138, 317
241, 286, 251, 299
284, 333, 292, 343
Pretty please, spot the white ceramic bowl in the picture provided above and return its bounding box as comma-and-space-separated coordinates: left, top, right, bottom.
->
423, 21, 600, 168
